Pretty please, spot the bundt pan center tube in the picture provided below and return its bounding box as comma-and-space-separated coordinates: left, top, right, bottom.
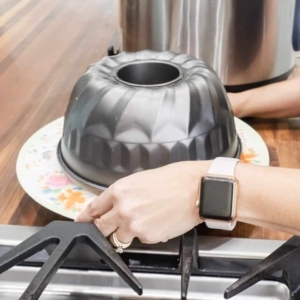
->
58, 50, 241, 194
113, 60, 183, 87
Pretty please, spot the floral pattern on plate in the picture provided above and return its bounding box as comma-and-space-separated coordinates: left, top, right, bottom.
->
16, 117, 269, 220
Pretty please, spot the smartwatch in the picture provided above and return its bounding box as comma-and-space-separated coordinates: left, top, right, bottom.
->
199, 157, 239, 230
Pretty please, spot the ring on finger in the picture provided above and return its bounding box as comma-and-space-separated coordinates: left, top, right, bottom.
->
109, 231, 132, 253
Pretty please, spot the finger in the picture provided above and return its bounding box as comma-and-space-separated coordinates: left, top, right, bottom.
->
75, 190, 113, 222
94, 209, 118, 237
138, 234, 163, 245
138, 238, 152, 245
115, 227, 135, 244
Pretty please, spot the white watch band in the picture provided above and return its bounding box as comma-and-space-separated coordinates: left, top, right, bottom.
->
204, 157, 239, 231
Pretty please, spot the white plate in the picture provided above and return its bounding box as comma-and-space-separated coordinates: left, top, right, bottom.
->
16, 117, 269, 220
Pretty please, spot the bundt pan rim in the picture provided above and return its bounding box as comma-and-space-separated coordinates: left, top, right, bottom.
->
112, 59, 184, 88
57, 137, 242, 194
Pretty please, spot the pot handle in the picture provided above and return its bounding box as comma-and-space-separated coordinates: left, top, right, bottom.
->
293, 0, 300, 51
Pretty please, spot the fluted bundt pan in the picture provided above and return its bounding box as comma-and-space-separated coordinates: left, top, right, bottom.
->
58, 50, 241, 193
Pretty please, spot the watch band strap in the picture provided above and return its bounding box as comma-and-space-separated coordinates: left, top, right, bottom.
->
207, 157, 239, 176
205, 157, 239, 231
205, 220, 237, 230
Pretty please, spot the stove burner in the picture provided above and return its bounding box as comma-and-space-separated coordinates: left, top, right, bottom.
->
0, 221, 142, 300
225, 235, 300, 299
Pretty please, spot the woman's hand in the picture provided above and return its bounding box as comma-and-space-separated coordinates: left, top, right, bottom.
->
76, 161, 210, 244
76, 159, 300, 243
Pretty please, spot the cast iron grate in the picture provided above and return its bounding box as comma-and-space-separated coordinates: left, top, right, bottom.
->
224, 235, 300, 300
0, 221, 142, 300
0, 221, 300, 300
180, 229, 300, 300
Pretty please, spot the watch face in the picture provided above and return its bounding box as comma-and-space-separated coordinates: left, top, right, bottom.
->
200, 176, 236, 221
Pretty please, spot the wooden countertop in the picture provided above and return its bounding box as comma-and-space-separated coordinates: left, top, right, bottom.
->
0, 0, 299, 240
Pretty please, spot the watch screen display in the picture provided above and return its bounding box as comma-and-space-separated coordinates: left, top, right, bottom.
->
200, 176, 235, 221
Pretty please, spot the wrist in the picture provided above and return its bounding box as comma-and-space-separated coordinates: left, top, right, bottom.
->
228, 91, 252, 118
234, 162, 250, 224
197, 158, 240, 230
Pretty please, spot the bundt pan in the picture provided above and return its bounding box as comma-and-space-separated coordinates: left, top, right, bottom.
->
58, 50, 241, 194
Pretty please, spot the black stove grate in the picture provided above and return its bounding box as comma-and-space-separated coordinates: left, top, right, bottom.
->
0, 221, 300, 300
225, 235, 300, 300
0, 221, 142, 300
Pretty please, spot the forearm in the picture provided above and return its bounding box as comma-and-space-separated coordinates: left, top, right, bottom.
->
230, 77, 300, 119
235, 163, 300, 235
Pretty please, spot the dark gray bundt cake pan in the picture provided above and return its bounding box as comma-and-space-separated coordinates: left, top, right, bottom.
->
58, 50, 241, 193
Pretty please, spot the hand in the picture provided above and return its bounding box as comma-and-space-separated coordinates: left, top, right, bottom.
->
75, 161, 210, 244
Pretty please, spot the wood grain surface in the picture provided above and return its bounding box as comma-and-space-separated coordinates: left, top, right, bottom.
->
0, 0, 299, 241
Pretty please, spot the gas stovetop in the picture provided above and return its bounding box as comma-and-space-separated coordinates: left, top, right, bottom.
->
0, 222, 299, 300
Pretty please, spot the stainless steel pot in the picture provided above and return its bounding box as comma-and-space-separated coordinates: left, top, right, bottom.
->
119, 0, 299, 91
